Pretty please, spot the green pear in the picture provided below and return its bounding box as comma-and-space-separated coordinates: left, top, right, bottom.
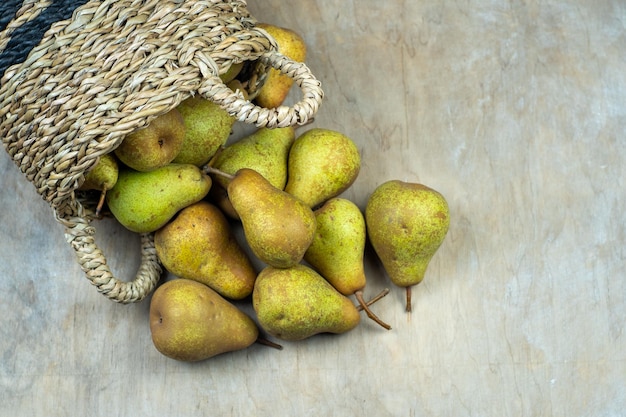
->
172, 96, 235, 167
79, 153, 119, 216
114, 108, 185, 172
220, 61, 244, 83
154, 201, 256, 300
253, 264, 361, 341
149, 279, 259, 361
365, 180, 450, 312
210, 126, 295, 190
106, 163, 212, 233
226, 168, 316, 268
207, 181, 240, 220
285, 128, 361, 208
304, 198, 390, 329
254, 23, 307, 108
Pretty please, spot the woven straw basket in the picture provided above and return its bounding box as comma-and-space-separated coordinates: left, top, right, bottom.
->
0, 0, 323, 303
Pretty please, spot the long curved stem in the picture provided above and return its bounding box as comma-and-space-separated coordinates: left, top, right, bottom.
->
355, 290, 391, 330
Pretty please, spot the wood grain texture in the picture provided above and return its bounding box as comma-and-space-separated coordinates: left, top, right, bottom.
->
1, 1, 625, 416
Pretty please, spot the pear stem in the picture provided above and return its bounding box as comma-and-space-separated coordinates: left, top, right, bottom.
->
406, 286, 413, 313
95, 188, 107, 218
354, 290, 391, 330
256, 337, 283, 350
356, 288, 390, 311
203, 165, 235, 182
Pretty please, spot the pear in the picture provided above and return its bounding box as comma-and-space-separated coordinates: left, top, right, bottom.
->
154, 201, 256, 300
365, 180, 450, 312
207, 182, 240, 220
224, 168, 316, 268
172, 96, 235, 167
220, 61, 244, 83
210, 126, 295, 190
79, 153, 119, 216
106, 163, 212, 233
149, 279, 259, 361
304, 198, 391, 330
114, 108, 185, 172
285, 128, 361, 208
254, 23, 307, 108
253, 264, 361, 341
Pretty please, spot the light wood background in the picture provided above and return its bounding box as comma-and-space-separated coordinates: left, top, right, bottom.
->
1, 1, 625, 416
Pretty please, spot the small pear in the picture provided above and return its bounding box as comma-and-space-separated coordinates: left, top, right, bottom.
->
220, 61, 244, 83
79, 153, 119, 216
207, 182, 240, 220
253, 264, 361, 341
365, 180, 450, 312
254, 23, 307, 108
155, 201, 256, 300
106, 164, 212, 233
210, 126, 295, 190
225, 168, 316, 268
285, 128, 361, 208
114, 108, 186, 172
304, 198, 390, 329
149, 279, 259, 361
172, 96, 235, 167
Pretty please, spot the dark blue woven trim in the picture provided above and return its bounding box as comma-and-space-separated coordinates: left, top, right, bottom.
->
0, 0, 91, 77
0, 0, 26, 32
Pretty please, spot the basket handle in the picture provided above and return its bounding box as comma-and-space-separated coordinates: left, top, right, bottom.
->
60, 210, 162, 304
198, 49, 324, 128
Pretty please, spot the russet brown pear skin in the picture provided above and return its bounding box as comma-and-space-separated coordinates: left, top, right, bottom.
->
227, 168, 316, 268
365, 180, 450, 290
149, 279, 259, 362
154, 201, 257, 300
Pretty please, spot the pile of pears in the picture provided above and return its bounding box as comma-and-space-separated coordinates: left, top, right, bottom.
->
78, 23, 451, 362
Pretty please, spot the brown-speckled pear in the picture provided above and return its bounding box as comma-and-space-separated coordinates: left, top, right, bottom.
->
285, 128, 361, 208
304, 198, 391, 329
254, 23, 307, 108
252, 264, 361, 341
114, 108, 186, 172
79, 153, 119, 215
365, 180, 450, 312
154, 201, 256, 300
227, 168, 316, 268
149, 279, 259, 362
211, 126, 295, 191
172, 96, 235, 167
106, 163, 212, 233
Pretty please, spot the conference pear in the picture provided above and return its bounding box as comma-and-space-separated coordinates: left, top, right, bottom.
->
253, 264, 361, 341
114, 108, 185, 172
149, 279, 259, 361
365, 180, 450, 312
254, 23, 307, 108
154, 201, 256, 300
106, 163, 212, 233
79, 153, 119, 216
172, 96, 235, 167
285, 128, 361, 208
210, 126, 295, 191
304, 198, 390, 330
220, 168, 316, 268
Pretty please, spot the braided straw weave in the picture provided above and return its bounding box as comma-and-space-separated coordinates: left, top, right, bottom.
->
0, 0, 323, 303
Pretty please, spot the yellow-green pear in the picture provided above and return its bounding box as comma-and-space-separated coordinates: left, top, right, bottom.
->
210, 126, 295, 190
254, 23, 307, 108
114, 108, 185, 172
220, 61, 244, 83
304, 198, 390, 329
154, 201, 256, 300
172, 96, 235, 167
106, 164, 212, 233
79, 153, 119, 216
149, 279, 259, 361
253, 264, 361, 341
226, 168, 316, 268
365, 180, 450, 312
285, 128, 361, 208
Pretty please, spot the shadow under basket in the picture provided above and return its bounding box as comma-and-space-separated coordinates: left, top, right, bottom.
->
0, 0, 323, 303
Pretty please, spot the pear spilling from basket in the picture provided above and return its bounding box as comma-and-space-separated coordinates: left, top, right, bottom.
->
149, 279, 260, 362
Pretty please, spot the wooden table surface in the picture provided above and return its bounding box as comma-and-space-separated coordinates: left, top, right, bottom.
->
1, 1, 624, 416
